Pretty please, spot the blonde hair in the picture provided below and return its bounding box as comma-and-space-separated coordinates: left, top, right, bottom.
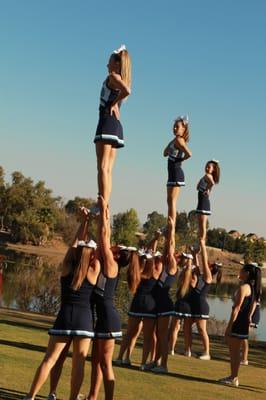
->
113, 50, 132, 90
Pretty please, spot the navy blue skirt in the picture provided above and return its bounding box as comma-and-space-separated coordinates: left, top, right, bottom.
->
94, 300, 122, 339
196, 191, 211, 215
49, 304, 94, 337
167, 159, 185, 187
128, 294, 157, 318
174, 298, 192, 319
94, 109, 124, 149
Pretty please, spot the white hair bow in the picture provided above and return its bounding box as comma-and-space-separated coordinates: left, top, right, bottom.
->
182, 252, 193, 260
154, 251, 162, 257
176, 115, 189, 125
77, 240, 97, 249
113, 44, 126, 54
210, 159, 219, 164
118, 245, 137, 252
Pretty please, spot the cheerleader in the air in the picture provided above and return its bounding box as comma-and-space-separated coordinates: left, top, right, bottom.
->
196, 160, 220, 245
94, 45, 132, 204
163, 116, 192, 224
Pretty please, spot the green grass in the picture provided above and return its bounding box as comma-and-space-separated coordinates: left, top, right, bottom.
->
0, 308, 266, 400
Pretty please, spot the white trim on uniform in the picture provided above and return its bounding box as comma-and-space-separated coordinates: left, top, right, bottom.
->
190, 314, 210, 319
48, 329, 94, 337
167, 181, 185, 187
175, 312, 192, 318
94, 134, 124, 145
195, 209, 211, 215
128, 311, 157, 318
95, 331, 122, 339
231, 332, 248, 339
157, 311, 174, 317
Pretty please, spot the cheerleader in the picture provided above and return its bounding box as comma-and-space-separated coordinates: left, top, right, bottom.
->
169, 253, 194, 356
151, 217, 178, 373
219, 264, 262, 387
23, 208, 100, 400
163, 116, 192, 223
87, 196, 125, 400
196, 160, 220, 245
94, 45, 132, 204
114, 232, 161, 366
240, 264, 262, 366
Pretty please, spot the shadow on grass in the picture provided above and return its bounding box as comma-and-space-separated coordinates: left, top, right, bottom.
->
0, 338, 47, 353
113, 364, 266, 393
0, 319, 50, 332
0, 387, 46, 399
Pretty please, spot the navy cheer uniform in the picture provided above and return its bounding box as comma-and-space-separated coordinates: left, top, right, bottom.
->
231, 285, 254, 339
49, 272, 94, 337
93, 271, 122, 339
167, 142, 185, 187
190, 276, 210, 319
153, 268, 176, 317
196, 176, 211, 215
128, 278, 157, 318
174, 289, 192, 319
94, 79, 124, 148
250, 301, 261, 328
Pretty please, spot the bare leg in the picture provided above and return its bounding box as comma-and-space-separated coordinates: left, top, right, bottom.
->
228, 337, 242, 379
197, 214, 208, 246
167, 187, 180, 224
125, 320, 143, 361
241, 339, 249, 362
183, 318, 193, 353
69, 338, 91, 400
87, 341, 103, 400
99, 339, 115, 400
49, 339, 72, 396
27, 336, 71, 398
169, 317, 181, 353
156, 316, 170, 368
150, 325, 157, 363
141, 318, 156, 365
196, 319, 210, 355
96, 143, 116, 203
117, 317, 141, 361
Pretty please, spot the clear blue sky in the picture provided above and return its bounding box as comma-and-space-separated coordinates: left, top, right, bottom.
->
0, 0, 265, 236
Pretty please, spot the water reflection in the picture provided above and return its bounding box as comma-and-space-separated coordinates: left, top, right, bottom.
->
1, 249, 265, 341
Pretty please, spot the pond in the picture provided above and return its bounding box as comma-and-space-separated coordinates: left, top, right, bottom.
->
0, 249, 265, 341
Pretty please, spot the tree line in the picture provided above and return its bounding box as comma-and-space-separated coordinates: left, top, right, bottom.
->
0, 166, 265, 263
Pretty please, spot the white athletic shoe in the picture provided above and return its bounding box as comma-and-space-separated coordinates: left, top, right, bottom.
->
198, 353, 211, 360
169, 349, 175, 356
47, 394, 57, 400
219, 376, 239, 387
240, 359, 249, 366
184, 350, 191, 357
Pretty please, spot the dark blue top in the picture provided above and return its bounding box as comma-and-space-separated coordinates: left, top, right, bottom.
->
60, 273, 94, 307
99, 79, 119, 111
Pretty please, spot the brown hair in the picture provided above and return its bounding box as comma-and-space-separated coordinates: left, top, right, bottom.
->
64, 246, 93, 290
127, 252, 141, 294
174, 120, 190, 142
141, 258, 155, 279
113, 50, 132, 90
210, 263, 223, 283
206, 161, 220, 184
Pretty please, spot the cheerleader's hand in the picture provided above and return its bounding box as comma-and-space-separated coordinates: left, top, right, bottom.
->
110, 103, 120, 120
78, 206, 89, 220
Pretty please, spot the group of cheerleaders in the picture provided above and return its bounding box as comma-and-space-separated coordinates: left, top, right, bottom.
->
23, 45, 262, 400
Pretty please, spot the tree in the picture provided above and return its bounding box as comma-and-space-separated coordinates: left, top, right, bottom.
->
143, 211, 167, 241
112, 209, 140, 246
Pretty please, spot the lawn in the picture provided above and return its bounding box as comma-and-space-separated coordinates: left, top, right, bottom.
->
0, 308, 265, 400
